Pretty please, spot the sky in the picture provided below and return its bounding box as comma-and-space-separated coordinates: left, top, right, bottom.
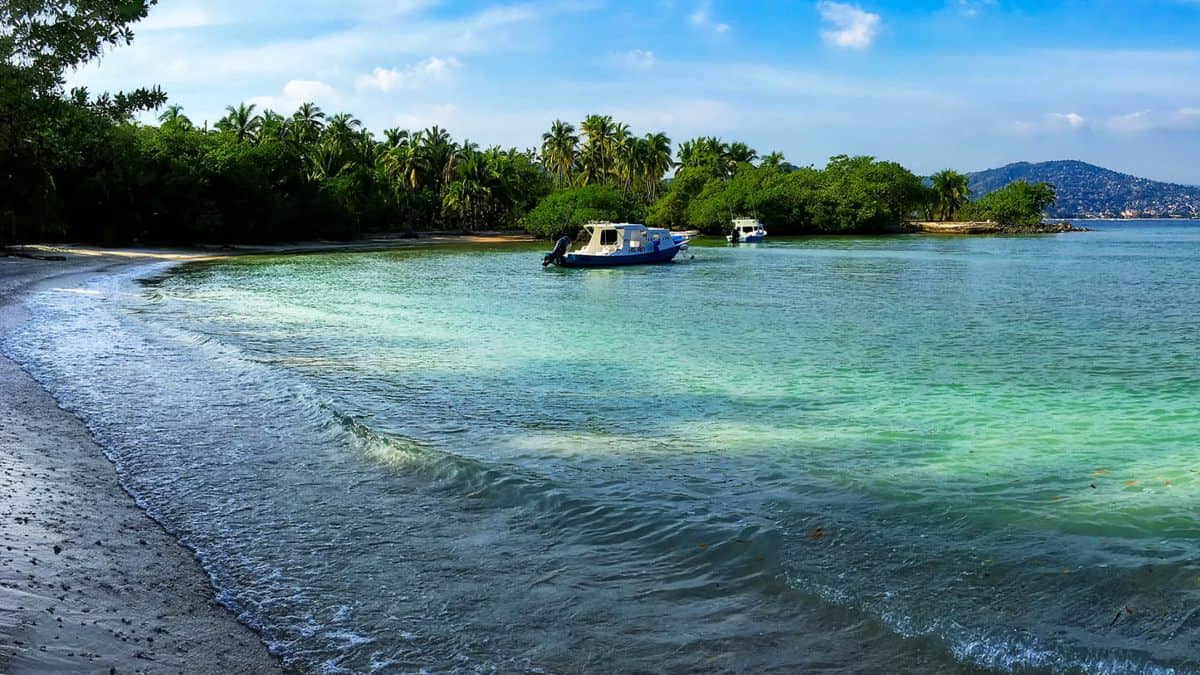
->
70, 0, 1200, 183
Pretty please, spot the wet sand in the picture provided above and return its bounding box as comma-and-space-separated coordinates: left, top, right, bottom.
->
0, 253, 284, 674
0, 235, 535, 673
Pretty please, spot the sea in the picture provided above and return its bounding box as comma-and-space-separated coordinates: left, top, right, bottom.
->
4, 220, 1199, 674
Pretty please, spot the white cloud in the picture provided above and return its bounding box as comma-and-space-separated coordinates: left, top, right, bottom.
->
1103, 109, 1153, 133
954, 0, 995, 17
1049, 112, 1087, 129
818, 1, 881, 50
139, 6, 220, 31
356, 57, 462, 93
1011, 111, 1087, 134
1099, 108, 1200, 133
1175, 108, 1200, 123
249, 79, 340, 112
690, 1, 730, 33
1010, 107, 1200, 136
614, 49, 657, 69
393, 103, 462, 131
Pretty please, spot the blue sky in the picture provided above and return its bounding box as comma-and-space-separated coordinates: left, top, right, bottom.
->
72, 0, 1200, 183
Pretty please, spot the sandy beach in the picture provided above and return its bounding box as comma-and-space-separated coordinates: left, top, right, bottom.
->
0, 251, 285, 674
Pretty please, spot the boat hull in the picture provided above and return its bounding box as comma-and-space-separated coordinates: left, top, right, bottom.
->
556, 246, 682, 268
727, 234, 766, 243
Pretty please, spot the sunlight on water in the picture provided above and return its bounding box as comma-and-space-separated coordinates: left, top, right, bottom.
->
5, 222, 1200, 674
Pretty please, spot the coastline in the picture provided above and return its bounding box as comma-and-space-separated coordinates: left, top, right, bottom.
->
0, 253, 286, 674
0, 235, 527, 674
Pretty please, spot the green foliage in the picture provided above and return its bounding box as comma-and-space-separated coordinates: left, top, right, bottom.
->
522, 185, 645, 239
929, 169, 971, 221
959, 180, 1057, 226
652, 155, 927, 235
646, 167, 710, 229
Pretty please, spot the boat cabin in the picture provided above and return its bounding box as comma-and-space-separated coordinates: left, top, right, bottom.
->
575, 222, 674, 256
732, 218, 765, 236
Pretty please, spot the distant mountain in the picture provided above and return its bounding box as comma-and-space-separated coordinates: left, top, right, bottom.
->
967, 160, 1200, 219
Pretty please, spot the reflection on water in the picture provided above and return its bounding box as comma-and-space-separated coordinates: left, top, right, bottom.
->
5, 223, 1200, 674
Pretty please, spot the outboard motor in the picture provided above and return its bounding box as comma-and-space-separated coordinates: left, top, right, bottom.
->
542, 235, 571, 267
730, 227, 740, 244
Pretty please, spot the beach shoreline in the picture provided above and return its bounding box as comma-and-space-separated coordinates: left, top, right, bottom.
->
0, 235, 528, 674
0, 252, 288, 674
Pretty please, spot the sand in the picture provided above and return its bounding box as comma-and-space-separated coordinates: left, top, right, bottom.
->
0, 252, 284, 674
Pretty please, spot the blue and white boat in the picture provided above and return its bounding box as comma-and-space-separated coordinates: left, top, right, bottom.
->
726, 218, 768, 243
545, 222, 685, 268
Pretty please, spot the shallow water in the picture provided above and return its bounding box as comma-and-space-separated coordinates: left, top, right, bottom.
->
5, 221, 1200, 674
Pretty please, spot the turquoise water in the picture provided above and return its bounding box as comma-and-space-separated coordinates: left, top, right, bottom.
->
5, 221, 1200, 673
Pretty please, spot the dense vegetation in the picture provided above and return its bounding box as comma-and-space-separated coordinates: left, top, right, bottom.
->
960, 180, 1058, 226
969, 160, 1200, 219
2, 1, 1059, 245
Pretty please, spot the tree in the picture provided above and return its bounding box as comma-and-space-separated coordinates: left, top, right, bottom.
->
2, 0, 166, 243
930, 169, 971, 221
728, 142, 758, 166
158, 104, 192, 130
578, 114, 616, 184
382, 128, 408, 148
523, 184, 645, 239
292, 102, 326, 144
761, 152, 786, 168
641, 132, 673, 201
960, 180, 1057, 225
216, 103, 262, 144
1, 0, 165, 114
541, 119, 578, 187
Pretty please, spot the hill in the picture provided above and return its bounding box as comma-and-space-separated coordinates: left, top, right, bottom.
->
967, 161, 1200, 219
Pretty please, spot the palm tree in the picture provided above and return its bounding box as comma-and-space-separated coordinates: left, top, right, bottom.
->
381, 142, 427, 191
578, 114, 616, 184
930, 169, 971, 221
418, 125, 457, 193
443, 148, 497, 230
761, 151, 786, 168
216, 102, 262, 143
326, 113, 363, 145
259, 109, 288, 143
382, 128, 409, 148
641, 132, 673, 201
728, 142, 758, 166
306, 142, 343, 181
678, 136, 732, 176
540, 120, 578, 187
158, 104, 192, 129
292, 102, 326, 145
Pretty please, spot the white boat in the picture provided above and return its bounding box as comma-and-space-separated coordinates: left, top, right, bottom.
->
543, 222, 685, 268
726, 218, 768, 243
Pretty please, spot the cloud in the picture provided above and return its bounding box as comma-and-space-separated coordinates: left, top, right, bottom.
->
690, 1, 730, 33
1103, 109, 1153, 133
249, 79, 340, 112
356, 57, 462, 93
614, 49, 657, 69
818, 2, 881, 49
1010, 107, 1200, 136
138, 6, 220, 31
1100, 108, 1200, 133
1011, 111, 1087, 134
954, 0, 995, 17
1050, 112, 1087, 129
